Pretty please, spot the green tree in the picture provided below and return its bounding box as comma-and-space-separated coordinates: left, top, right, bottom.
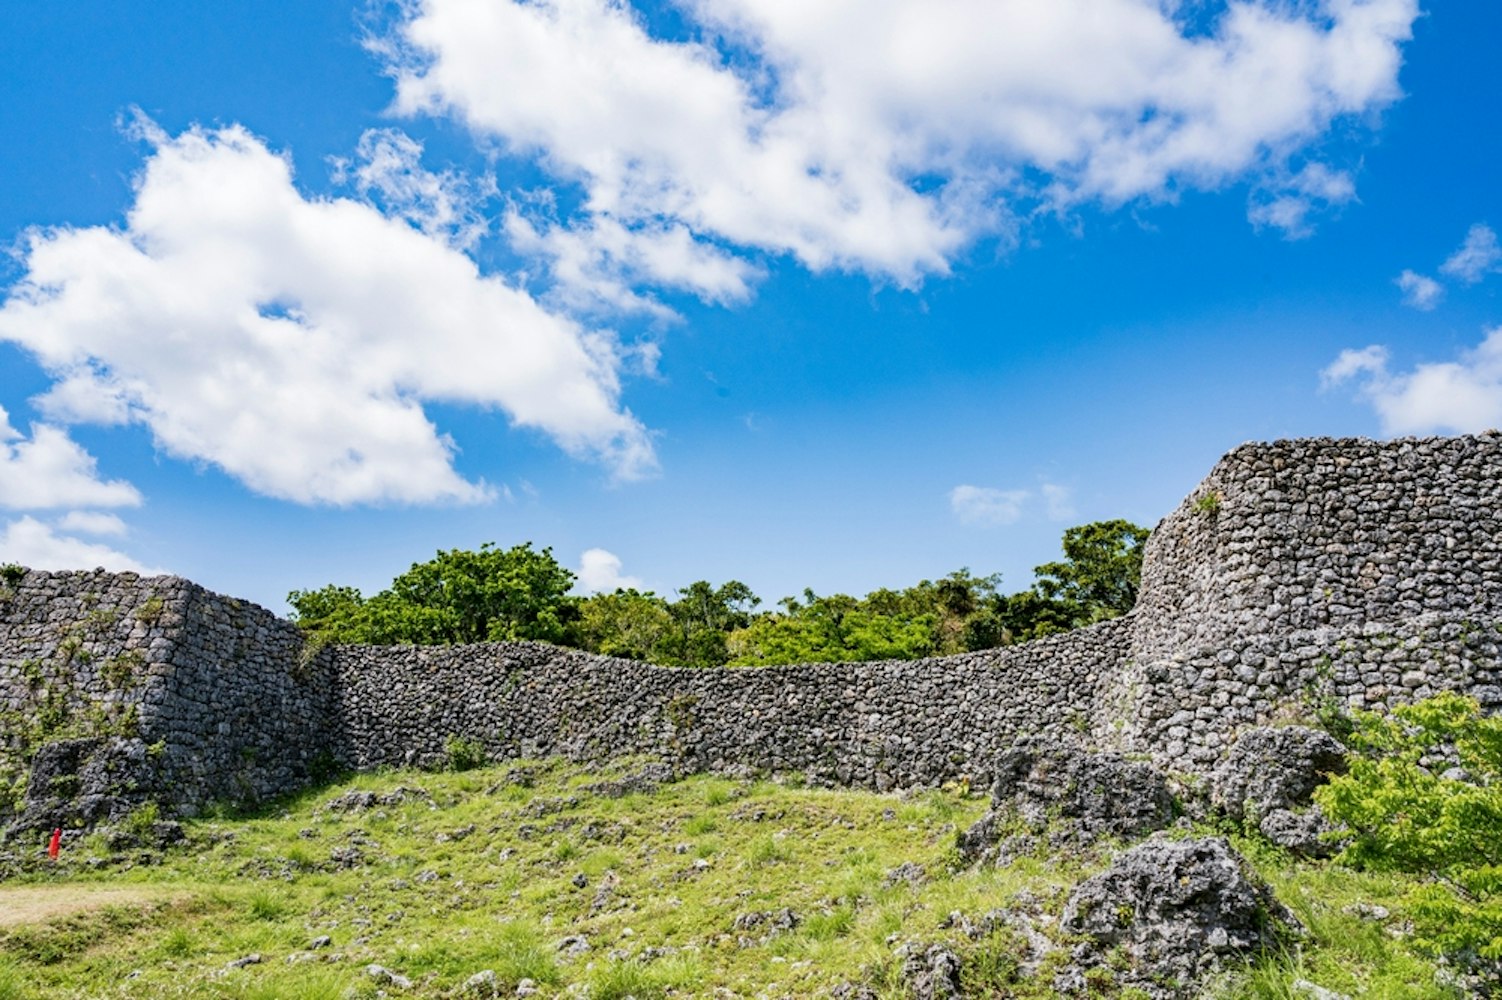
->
1032, 519, 1150, 619
288, 542, 578, 646
978, 519, 1150, 643
286, 584, 365, 631
657, 580, 760, 667
726, 589, 937, 665
575, 589, 675, 661
1315, 692, 1502, 961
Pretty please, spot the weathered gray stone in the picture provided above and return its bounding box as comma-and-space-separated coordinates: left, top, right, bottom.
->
896, 942, 962, 1000
1058, 836, 1299, 999
958, 740, 1175, 863
1211, 726, 1347, 855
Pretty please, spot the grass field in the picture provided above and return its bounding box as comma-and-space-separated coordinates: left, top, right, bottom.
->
0, 758, 1462, 999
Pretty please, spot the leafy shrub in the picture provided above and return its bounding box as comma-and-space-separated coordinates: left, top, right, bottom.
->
1314, 692, 1502, 960
444, 735, 487, 772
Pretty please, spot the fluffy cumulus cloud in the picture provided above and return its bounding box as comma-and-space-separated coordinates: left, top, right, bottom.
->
381, 0, 1417, 292
0, 515, 163, 575
576, 547, 645, 593
0, 123, 655, 506
0, 406, 141, 511
1323, 330, 1502, 435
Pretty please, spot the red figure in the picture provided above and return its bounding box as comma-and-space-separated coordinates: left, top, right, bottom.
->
47, 827, 61, 860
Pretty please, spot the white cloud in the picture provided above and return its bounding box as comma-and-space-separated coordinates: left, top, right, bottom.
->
1248, 163, 1357, 239
56, 510, 128, 536
576, 547, 645, 594
0, 515, 163, 575
949, 485, 1030, 527
0, 406, 141, 510
1395, 269, 1444, 310
0, 123, 656, 506
1322, 330, 1502, 435
332, 128, 494, 251
1041, 482, 1077, 522
1440, 223, 1502, 285
381, 0, 1416, 290
505, 212, 760, 319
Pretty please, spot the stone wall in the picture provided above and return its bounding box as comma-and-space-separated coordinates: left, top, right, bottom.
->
1114, 433, 1502, 767
0, 571, 336, 828
330, 616, 1130, 791
2, 432, 1500, 829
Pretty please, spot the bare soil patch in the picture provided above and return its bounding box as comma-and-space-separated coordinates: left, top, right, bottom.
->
0, 886, 170, 928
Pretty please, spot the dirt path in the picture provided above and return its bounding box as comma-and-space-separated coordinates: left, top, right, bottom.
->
0, 886, 173, 928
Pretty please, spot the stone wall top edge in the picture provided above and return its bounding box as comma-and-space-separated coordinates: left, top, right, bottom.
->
330, 612, 1131, 675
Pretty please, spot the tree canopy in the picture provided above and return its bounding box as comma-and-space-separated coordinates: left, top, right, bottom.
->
288, 542, 578, 645
288, 519, 1150, 665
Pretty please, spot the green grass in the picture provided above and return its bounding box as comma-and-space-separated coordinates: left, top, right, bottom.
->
0, 757, 1464, 998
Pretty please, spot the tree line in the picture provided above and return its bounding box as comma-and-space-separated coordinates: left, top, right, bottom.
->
287, 519, 1150, 667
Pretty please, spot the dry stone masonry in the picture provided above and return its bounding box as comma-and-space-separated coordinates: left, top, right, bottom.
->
2, 433, 1500, 831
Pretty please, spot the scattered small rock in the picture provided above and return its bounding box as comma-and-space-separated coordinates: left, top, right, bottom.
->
1342, 903, 1390, 922
896, 942, 962, 1000
585, 762, 675, 798
309, 935, 333, 949
590, 870, 621, 914
226, 953, 262, 969
732, 908, 800, 937
1292, 979, 1351, 1000
328, 845, 363, 869
365, 964, 414, 989
885, 861, 927, 887
461, 969, 497, 995
556, 935, 590, 957
322, 786, 432, 814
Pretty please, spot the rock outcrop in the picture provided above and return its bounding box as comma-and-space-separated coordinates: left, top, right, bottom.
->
958, 740, 1175, 864
1211, 725, 1347, 855
1058, 836, 1300, 998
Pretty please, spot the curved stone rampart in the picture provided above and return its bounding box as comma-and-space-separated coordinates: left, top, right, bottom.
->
1, 432, 1499, 826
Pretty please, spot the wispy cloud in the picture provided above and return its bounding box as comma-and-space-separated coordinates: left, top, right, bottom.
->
950, 479, 1078, 526
1248, 163, 1358, 240
332, 128, 495, 251
949, 485, 1030, 526
1440, 223, 1502, 284
1395, 269, 1443, 310
0, 515, 164, 575
1322, 331, 1502, 435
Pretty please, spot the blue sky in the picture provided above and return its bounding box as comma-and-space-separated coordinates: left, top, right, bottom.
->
1, 0, 1499, 612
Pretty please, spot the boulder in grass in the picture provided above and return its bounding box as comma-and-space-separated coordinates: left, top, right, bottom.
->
957, 739, 1175, 864
1057, 835, 1300, 999
1211, 726, 1347, 856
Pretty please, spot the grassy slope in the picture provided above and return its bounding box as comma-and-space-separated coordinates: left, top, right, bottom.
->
0, 759, 1461, 999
